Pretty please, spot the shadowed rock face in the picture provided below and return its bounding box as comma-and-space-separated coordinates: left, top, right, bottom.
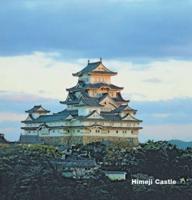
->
0, 133, 9, 144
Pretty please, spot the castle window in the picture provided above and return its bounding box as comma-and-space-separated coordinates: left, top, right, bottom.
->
108, 130, 110, 133
116, 130, 118, 133
67, 130, 70, 133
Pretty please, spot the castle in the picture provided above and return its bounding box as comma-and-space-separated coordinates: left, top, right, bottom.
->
20, 60, 142, 146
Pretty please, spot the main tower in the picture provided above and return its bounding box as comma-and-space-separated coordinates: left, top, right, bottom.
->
60, 59, 142, 145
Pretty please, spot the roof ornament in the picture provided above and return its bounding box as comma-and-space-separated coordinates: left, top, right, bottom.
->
88, 59, 90, 64
100, 57, 102, 63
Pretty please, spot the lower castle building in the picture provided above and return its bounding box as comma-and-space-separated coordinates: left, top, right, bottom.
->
20, 60, 142, 146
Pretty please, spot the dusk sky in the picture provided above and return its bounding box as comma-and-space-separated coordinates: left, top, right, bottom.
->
0, 0, 192, 142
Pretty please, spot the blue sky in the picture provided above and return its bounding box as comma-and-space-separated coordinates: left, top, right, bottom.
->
0, 0, 192, 141
1, 0, 192, 59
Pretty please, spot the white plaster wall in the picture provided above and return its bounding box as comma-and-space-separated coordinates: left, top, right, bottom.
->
78, 107, 89, 116
31, 113, 40, 119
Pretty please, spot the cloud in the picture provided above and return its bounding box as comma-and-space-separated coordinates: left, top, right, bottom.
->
141, 124, 192, 142
0, 91, 54, 102
0, 52, 81, 100
0, 90, 63, 114
132, 98, 192, 125
0, 121, 21, 141
1, 53, 192, 101
0, 112, 26, 122
143, 78, 162, 83
111, 59, 192, 101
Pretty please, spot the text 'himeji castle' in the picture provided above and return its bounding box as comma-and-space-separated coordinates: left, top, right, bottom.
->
21, 59, 142, 146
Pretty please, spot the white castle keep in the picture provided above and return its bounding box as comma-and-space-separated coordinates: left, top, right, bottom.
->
20, 60, 142, 146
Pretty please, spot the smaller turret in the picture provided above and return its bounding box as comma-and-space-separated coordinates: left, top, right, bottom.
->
25, 105, 50, 119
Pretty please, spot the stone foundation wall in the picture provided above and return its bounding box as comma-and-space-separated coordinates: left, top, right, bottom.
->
39, 135, 139, 147
82, 136, 139, 146
20, 133, 139, 147
41, 136, 83, 145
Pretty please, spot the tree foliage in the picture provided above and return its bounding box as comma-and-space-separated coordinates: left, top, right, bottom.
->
0, 141, 192, 200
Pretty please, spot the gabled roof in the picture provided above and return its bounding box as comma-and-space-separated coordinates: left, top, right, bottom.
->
37, 122, 50, 130
22, 109, 78, 124
121, 114, 142, 122
65, 114, 74, 120
112, 104, 137, 113
99, 111, 142, 122
26, 114, 34, 120
115, 92, 129, 102
61, 92, 102, 107
31, 114, 68, 123
60, 92, 79, 104
100, 112, 121, 120
25, 105, 50, 114
99, 94, 118, 108
61, 90, 127, 108
56, 109, 78, 117
79, 96, 102, 107
86, 110, 104, 119
72, 61, 117, 77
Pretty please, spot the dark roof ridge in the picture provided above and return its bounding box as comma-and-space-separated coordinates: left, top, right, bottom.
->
25, 105, 50, 113
121, 113, 142, 122
73, 60, 117, 77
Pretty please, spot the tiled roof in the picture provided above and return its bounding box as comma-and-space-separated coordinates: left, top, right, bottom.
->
34, 114, 67, 123
56, 109, 78, 116
22, 109, 78, 124
61, 90, 128, 108
121, 113, 142, 122
112, 92, 129, 103
100, 112, 122, 120
25, 105, 50, 113
61, 92, 102, 107
85, 83, 123, 90
73, 61, 101, 76
100, 111, 141, 122
67, 83, 123, 92
112, 104, 137, 113
80, 96, 101, 107
72, 61, 117, 76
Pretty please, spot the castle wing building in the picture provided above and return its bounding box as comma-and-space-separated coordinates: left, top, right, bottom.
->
21, 60, 142, 146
